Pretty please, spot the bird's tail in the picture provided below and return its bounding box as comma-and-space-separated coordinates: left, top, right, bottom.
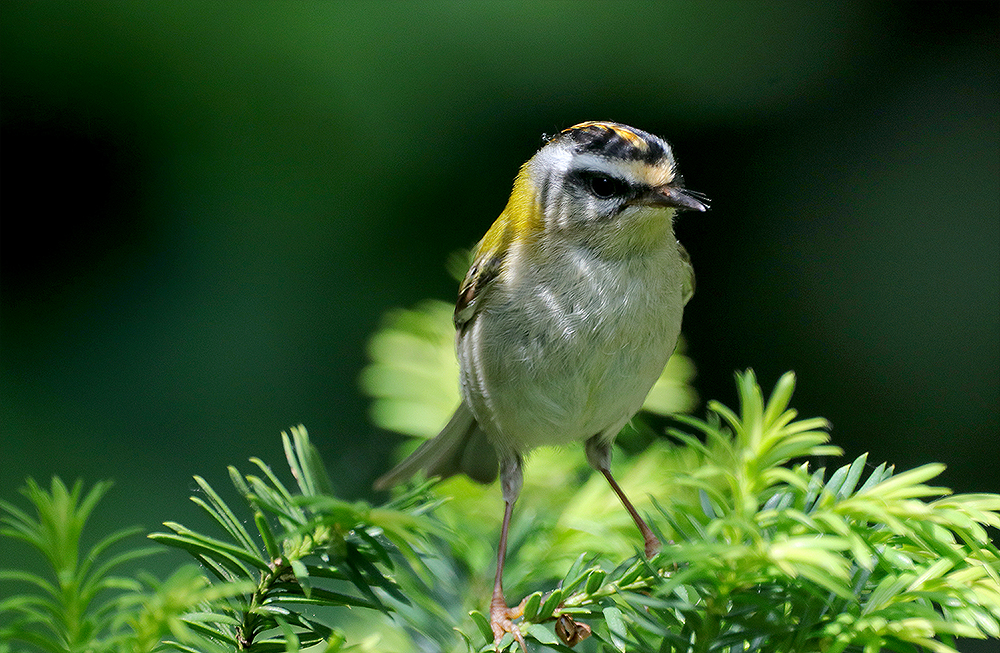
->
373, 402, 499, 490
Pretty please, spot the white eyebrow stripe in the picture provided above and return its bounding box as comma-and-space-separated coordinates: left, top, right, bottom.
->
567, 153, 679, 189
566, 154, 641, 183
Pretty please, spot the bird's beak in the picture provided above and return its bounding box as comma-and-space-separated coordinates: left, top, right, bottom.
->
641, 186, 709, 212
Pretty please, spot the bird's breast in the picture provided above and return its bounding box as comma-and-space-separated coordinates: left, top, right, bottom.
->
457, 243, 685, 455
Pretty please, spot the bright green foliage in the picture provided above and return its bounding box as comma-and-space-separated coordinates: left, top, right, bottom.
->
147, 426, 437, 651
0, 429, 440, 652
360, 298, 999, 652
0, 474, 249, 652
0, 477, 158, 652
377, 371, 1000, 653
2, 378, 998, 652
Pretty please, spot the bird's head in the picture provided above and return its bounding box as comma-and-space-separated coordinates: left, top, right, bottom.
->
502, 121, 707, 258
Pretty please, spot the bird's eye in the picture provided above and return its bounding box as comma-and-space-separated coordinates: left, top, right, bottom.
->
586, 174, 625, 199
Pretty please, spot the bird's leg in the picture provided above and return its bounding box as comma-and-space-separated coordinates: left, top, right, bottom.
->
586, 436, 661, 558
600, 466, 661, 558
490, 499, 527, 650
490, 455, 527, 651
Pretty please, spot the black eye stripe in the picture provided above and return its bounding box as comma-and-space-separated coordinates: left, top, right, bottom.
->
576, 170, 631, 200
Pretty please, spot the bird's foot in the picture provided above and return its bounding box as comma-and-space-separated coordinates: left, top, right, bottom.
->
490, 593, 527, 652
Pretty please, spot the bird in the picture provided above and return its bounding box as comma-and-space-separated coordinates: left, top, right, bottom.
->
375, 121, 707, 649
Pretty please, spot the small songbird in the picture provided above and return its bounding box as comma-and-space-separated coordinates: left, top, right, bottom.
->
375, 121, 707, 648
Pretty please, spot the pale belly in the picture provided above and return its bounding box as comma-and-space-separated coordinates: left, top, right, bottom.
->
457, 249, 685, 455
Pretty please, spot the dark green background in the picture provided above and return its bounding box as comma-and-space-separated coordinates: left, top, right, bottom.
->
2, 0, 997, 591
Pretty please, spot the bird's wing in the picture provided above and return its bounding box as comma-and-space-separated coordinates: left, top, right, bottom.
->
453, 252, 502, 332
453, 221, 509, 332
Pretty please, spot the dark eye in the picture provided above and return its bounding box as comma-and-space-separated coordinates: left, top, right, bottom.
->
586, 174, 626, 199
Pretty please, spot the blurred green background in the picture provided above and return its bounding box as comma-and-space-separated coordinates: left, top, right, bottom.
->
2, 0, 997, 578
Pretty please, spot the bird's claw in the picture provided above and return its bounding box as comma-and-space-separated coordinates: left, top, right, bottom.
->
491, 594, 527, 652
